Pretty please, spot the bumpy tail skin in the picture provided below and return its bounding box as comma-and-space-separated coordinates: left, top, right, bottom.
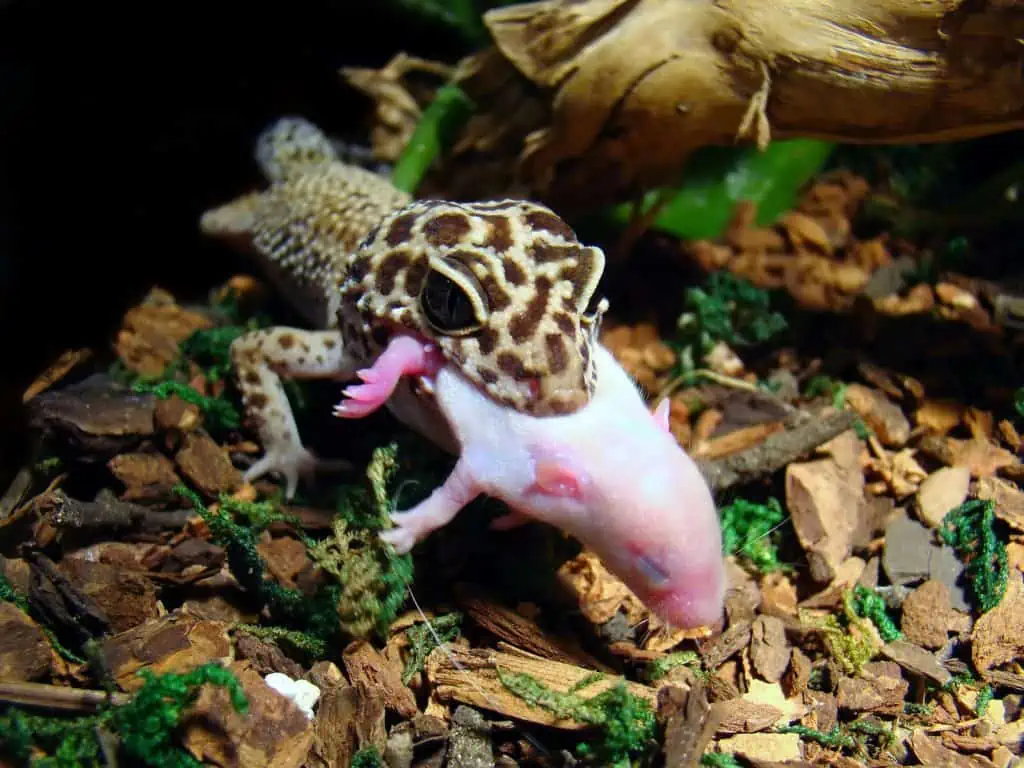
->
254, 116, 338, 182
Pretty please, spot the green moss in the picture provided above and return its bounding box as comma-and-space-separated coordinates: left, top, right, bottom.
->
816, 590, 881, 676
401, 612, 462, 684
496, 669, 656, 767
0, 663, 245, 768
646, 651, 704, 683
976, 684, 994, 717
666, 271, 788, 386
350, 747, 385, 768
700, 754, 742, 768
940, 498, 1008, 613
777, 724, 857, 750
175, 441, 419, 646
851, 585, 902, 643
718, 497, 788, 573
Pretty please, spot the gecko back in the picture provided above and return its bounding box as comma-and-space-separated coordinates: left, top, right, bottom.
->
200, 116, 412, 327
199, 116, 611, 498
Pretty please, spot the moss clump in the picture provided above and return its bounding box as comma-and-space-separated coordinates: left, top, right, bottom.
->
851, 585, 902, 643
350, 747, 385, 768
175, 441, 417, 647
401, 612, 462, 684
132, 379, 240, 431
815, 590, 881, 676
646, 651, 704, 682
0, 663, 246, 768
496, 669, 656, 767
309, 443, 416, 638
718, 497, 788, 573
940, 498, 1008, 613
673, 271, 788, 375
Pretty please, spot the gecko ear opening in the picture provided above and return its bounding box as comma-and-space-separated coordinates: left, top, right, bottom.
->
532, 459, 584, 501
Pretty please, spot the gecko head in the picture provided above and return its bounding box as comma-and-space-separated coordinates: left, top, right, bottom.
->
338, 198, 608, 418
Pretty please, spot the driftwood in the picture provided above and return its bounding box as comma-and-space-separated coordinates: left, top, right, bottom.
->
438, 0, 1024, 210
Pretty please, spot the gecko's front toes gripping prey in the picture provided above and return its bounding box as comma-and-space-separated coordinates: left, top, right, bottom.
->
244, 444, 352, 499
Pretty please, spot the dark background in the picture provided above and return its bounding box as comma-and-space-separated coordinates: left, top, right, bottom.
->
0, 0, 468, 480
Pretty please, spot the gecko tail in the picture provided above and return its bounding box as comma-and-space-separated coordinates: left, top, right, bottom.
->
255, 116, 338, 182
199, 192, 262, 238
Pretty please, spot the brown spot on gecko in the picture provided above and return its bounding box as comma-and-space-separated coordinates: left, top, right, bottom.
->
478, 273, 512, 312
243, 370, 261, 385
544, 333, 568, 375
323, 337, 337, 349
297, 356, 307, 365
547, 397, 577, 415
316, 354, 325, 364
525, 210, 576, 240
404, 259, 428, 296
348, 255, 371, 281
385, 211, 419, 246
248, 393, 268, 410
278, 333, 296, 349
530, 242, 580, 265
508, 277, 551, 343
553, 312, 575, 336
423, 212, 472, 247
496, 351, 528, 379
478, 368, 499, 385
481, 214, 514, 253
502, 258, 527, 286
476, 327, 498, 356
375, 248, 412, 295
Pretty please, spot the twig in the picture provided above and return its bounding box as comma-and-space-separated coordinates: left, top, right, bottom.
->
696, 409, 857, 493
41, 489, 193, 533
0, 681, 130, 713
0, 465, 33, 521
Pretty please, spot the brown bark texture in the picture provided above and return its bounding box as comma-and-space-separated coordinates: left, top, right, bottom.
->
441, 0, 1024, 211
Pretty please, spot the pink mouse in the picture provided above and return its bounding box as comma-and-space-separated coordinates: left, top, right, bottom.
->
347, 332, 727, 630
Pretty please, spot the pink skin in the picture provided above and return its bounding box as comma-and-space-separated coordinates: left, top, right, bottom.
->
378, 343, 727, 631
333, 334, 446, 419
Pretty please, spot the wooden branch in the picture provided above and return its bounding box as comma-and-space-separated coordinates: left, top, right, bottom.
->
0, 681, 129, 712
442, 0, 1024, 209
696, 409, 857, 493
424, 644, 657, 730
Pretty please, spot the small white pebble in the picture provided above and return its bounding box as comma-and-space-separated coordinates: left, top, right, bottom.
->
263, 672, 321, 720
290, 680, 321, 714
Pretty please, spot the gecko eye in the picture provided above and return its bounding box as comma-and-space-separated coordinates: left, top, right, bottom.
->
420, 257, 489, 336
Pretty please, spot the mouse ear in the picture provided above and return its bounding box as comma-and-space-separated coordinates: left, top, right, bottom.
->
532, 459, 584, 500
651, 397, 671, 432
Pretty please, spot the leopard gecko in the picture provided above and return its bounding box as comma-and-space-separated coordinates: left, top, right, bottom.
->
201, 117, 726, 629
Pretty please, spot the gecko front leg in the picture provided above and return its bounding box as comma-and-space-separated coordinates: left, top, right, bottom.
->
232, 326, 361, 497
379, 456, 481, 554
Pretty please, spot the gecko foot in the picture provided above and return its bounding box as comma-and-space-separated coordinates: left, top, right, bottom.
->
244, 444, 352, 500
334, 334, 444, 419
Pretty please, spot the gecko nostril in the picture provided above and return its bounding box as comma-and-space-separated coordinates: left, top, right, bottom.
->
634, 554, 670, 589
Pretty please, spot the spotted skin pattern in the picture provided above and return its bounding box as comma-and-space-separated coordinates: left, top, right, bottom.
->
339, 198, 608, 416
200, 116, 608, 497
